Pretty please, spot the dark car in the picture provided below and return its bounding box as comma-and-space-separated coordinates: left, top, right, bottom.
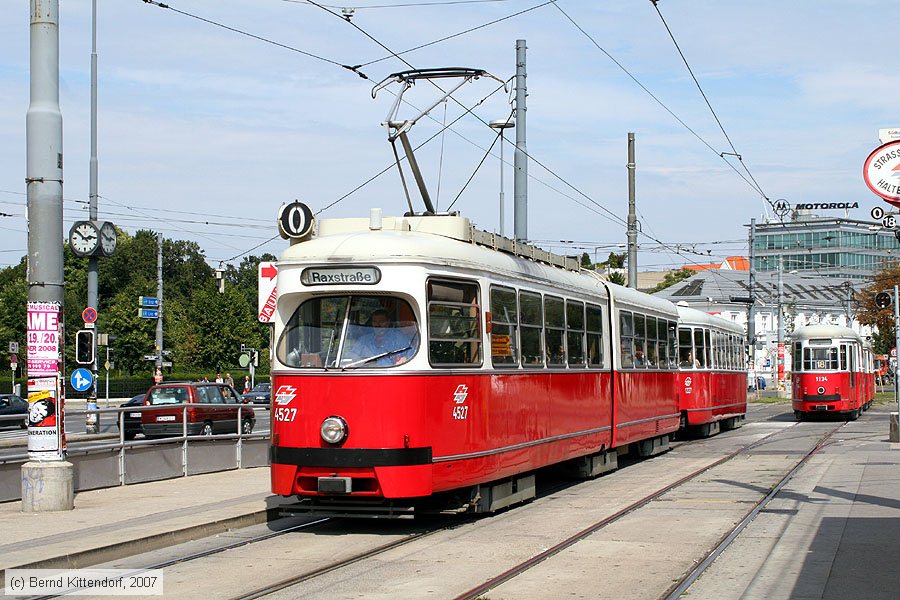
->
117, 393, 146, 440
243, 383, 271, 408
0, 394, 28, 429
141, 382, 255, 437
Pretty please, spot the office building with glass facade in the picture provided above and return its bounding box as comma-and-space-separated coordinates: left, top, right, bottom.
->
753, 212, 900, 279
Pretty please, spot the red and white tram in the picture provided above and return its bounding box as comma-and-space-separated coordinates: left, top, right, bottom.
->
269, 209, 687, 515
791, 324, 873, 420
675, 305, 747, 436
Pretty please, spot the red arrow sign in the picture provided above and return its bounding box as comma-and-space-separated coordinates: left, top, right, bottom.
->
261, 264, 278, 280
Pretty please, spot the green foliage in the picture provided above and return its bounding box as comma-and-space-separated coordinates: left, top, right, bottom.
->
600, 252, 626, 269
607, 271, 627, 285
650, 268, 695, 294
580, 252, 593, 269
0, 229, 273, 376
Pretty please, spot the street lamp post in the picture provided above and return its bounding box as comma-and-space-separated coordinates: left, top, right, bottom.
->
489, 118, 514, 237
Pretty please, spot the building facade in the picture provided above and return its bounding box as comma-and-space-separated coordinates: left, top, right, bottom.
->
753, 210, 900, 280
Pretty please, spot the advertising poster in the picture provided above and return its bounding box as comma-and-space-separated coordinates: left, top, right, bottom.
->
26, 301, 64, 457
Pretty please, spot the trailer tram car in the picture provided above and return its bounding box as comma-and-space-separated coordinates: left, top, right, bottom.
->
269, 207, 686, 516
675, 305, 747, 437
791, 324, 873, 420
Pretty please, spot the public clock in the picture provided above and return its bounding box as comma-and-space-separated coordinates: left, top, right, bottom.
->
99, 221, 117, 257
69, 221, 100, 257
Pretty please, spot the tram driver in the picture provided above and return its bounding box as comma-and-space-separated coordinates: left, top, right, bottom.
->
347, 309, 416, 367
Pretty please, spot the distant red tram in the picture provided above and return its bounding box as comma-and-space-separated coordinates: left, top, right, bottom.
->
675, 305, 747, 436
268, 208, 747, 516
791, 324, 874, 420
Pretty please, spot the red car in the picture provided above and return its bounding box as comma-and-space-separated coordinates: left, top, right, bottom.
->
141, 381, 255, 436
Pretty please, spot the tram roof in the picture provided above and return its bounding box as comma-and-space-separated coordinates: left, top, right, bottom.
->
279, 213, 676, 316
675, 304, 744, 334
792, 324, 862, 343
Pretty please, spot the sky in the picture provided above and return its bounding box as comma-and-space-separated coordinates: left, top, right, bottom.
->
1, 0, 897, 272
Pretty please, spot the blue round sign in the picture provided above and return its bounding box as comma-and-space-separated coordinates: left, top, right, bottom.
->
71, 368, 93, 392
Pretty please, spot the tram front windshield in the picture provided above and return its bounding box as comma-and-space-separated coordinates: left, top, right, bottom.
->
277, 295, 419, 369
802, 346, 839, 371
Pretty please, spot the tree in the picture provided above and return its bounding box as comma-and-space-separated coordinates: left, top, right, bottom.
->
607, 271, 627, 285
650, 268, 696, 294
580, 252, 593, 270
857, 265, 900, 354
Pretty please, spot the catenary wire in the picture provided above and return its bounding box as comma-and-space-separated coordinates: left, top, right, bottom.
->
649, 0, 771, 205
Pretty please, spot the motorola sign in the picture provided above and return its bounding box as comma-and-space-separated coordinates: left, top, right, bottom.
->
278, 201, 314, 240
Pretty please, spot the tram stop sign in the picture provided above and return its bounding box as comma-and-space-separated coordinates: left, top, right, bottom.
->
875, 291, 892, 310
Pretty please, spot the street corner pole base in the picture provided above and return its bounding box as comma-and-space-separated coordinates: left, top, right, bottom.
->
21, 461, 75, 512
890, 412, 899, 443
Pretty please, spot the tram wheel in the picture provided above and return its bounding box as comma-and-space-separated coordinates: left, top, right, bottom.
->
849, 409, 860, 421
794, 411, 804, 421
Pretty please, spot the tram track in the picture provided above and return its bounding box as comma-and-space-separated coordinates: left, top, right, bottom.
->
451, 420, 845, 600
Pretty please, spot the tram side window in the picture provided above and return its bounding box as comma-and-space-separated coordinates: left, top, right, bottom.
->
793, 342, 802, 372
620, 311, 634, 368
520, 292, 544, 366
566, 301, 586, 367
679, 328, 694, 368
490, 286, 519, 367
645, 316, 659, 368
633, 313, 647, 368
656, 318, 668, 369
704, 329, 713, 369
427, 279, 482, 367
545, 296, 566, 366
693, 328, 708, 368
667, 320, 678, 368
586, 305, 603, 367
840, 345, 848, 371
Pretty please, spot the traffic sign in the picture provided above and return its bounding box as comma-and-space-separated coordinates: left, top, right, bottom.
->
82, 306, 97, 323
8, 341, 18, 353
864, 140, 900, 207
139, 308, 160, 319
258, 262, 278, 323
139, 296, 160, 308
70, 368, 93, 392
9, 353, 17, 364
143, 354, 157, 361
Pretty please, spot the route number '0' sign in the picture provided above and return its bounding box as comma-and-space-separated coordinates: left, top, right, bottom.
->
278, 201, 314, 240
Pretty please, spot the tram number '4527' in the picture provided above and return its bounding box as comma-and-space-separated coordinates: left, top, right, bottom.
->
452, 406, 468, 420
274, 407, 297, 423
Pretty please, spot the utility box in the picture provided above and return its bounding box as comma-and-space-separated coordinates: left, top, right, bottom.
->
891, 412, 899, 443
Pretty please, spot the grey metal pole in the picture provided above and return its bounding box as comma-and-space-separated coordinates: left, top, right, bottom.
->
627, 133, 637, 288
778, 254, 785, 394
894, 284, 899, 420
85, 0, 99, 434
156, 233, 164, 374
513, 39, 528, 244
748, 218, 757, 373
24, 0, 74, 511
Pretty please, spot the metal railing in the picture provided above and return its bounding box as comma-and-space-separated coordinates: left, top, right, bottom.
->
0, 404, 269, 502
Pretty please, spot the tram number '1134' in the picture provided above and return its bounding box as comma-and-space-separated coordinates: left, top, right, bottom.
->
274, 407, 297, 423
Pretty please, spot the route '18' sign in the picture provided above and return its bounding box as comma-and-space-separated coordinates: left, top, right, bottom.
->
864, 140, 900, 208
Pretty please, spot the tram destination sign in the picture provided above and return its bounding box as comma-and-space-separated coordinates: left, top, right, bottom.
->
863, 140, 900, 207
301, 266, 381, 286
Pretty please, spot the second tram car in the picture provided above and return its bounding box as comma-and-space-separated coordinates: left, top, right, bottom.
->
269, 208, 745, 516
791, 324, 873, 420
675, 305, 747, 436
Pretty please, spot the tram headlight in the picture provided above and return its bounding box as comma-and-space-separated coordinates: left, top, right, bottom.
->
320, 416, 349, 445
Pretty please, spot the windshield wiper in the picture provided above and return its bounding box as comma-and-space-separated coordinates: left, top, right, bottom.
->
342, 346, 412, 370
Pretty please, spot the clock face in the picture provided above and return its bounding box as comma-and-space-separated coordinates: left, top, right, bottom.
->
99, 222, 117, 256
69, 221, 99, 256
